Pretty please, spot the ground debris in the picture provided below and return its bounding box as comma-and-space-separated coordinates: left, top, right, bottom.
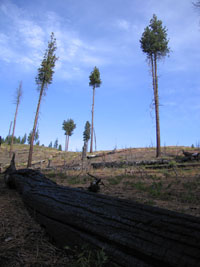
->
0, 174, 71, 267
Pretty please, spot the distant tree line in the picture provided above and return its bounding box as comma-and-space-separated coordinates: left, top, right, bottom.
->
48, 139, 62, 151
1, 133, 27, 145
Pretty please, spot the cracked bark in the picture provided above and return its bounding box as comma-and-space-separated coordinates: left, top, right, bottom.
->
4, 167, 200, 267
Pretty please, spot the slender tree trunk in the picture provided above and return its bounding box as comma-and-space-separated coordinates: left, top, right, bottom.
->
27, 83, 44, 167
150, 54, 156, 100
10, 82, 22, 157
153, 54, 161, 157
7, 121, 13, 144
86, 140, 88, 153
94, 127, 97, 151
65, 135, 70, 152
9, 103, 19, 158
65, 135, 68, 152
90, 86, 95, 153
67, 135, 69, 151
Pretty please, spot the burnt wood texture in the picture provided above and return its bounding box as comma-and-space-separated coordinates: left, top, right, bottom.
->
4, 167, 200, 267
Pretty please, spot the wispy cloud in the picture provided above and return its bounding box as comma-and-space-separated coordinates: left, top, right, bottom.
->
0, 1, 109, 78
116, 19, 131, 31
0, 1, 45, 68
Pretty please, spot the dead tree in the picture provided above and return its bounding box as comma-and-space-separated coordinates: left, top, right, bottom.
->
10, 81, 22, 157
4, 161, 200, 267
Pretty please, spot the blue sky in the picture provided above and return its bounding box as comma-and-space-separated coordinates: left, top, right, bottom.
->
0, 0, 200, 151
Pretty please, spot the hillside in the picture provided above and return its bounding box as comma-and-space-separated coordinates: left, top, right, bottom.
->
0, 144, 200, 266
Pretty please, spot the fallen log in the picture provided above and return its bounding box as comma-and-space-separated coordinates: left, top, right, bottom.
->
182, 150, 200, 160
4, 165, 200, 267
87, 149, 116, 159
91, 159, 170, 169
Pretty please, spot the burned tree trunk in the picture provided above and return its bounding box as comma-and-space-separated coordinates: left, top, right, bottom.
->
4, 167, 200, 267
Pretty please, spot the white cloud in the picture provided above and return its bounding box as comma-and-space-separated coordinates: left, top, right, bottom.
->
0, 33, 13, 62
116, 19, 131, 31
0, 1, 109, 78
0, 1, 46, 68
18, 20, 45, 49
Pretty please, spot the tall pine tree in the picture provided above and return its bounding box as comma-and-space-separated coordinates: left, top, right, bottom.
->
140, 15, 169, 157
27, 33, 58, 167
89, 67, 101, 153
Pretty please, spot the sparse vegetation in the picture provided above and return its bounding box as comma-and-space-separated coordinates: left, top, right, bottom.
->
1, 145, 200, 267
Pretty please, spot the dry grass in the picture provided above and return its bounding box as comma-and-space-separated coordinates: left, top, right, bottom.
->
0, 174, 73, 266
0, 144, 200, 266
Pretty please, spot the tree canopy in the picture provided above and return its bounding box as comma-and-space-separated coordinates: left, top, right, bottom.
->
89, 66, 102, 88
54, 138, 58, 149
83, 121, 91, 143
35, 32, 58, 94
62, 119, 76, 137
140, 14, 169, 60
48, 141, 53, 148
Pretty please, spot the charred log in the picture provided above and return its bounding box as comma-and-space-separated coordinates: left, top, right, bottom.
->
4, 163, 200, 267
87, 173, 104, 192
182, 150, 200, 160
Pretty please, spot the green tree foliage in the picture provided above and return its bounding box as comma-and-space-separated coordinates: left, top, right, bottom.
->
89, 66, 101, 153
4, 135, 24, 145
140, 14, 169, 157
83, 121, 91, 153
83, 121, 91, 143
16, 136, 21, 144
21, 133, 27, 144
28, 129, 39, 145
5, 136, 11, 145
58, 144, 62, 151
54, 138, 58, 149
62, 119, 76, 151
27, 32, 58, 167
48, 141, 53, 148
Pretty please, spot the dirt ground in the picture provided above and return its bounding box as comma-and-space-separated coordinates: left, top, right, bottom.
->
0, 174, 74, 267
0, 145, 200, 266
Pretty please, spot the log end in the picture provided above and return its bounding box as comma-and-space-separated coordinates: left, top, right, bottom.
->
4, 153, 16, 188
